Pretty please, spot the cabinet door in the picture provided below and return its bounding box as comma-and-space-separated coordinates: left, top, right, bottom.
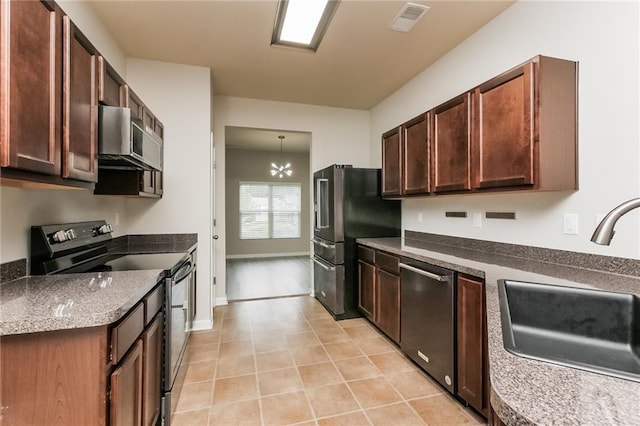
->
381, 127, 402, 197
62, 16, 98, 182
98, 56, 126, 107
0, 0, 62, 175
473, 62, 535, 190
126, 87, 144, 121
142, 108, 154, 134
432, 93, 472, 193
142, 170, 154, 194
142, 314, 163, 426
402, 113, 429, 195
358, 260, 376, 321
153, 119, 164, 141
456, 275, 487, 415
154, 171, 163, 196
376, 269, 400, 343
110, 339, 143, 426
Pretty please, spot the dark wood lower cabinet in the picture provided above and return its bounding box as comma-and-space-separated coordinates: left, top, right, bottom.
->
0, 284, 163, 426
357, 259, 376, 321
110, 340, 144, 426
376, 268, 400, 343
0, 327, 108, 425
143, 314, 163, 426
457, 274, 489, 416
357, 246, 401, 344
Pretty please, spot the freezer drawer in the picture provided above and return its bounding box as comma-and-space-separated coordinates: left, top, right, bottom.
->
313, 255, 345, 316
312, 238, 344, 265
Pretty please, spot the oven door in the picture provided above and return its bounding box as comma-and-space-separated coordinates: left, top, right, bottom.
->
313, 255, 345, 316
165, 259, 194, 391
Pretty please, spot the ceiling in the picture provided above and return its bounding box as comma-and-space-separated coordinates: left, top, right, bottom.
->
87, 0, 514, 110
226, 127, 311, 153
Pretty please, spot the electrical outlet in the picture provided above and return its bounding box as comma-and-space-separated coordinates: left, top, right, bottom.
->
472, 213, 482, 228
563, 213, 579, 235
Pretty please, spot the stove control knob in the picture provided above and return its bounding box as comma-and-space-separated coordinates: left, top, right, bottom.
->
65, 229, 77, 240
52, 230, 67, 243
97, 224, 113, 235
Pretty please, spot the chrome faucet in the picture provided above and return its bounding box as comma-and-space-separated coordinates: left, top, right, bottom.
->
591, 197, 640, 245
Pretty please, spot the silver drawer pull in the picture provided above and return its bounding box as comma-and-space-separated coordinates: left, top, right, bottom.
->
312, 238, 334, 249
313, 257, 335, 271
399, 263, 447, 282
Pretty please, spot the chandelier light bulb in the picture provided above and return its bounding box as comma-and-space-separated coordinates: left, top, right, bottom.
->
270, 135, 293, 178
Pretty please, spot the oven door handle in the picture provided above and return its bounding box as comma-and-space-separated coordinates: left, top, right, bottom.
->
173, 260, 194, 283
313, 257, 335, 272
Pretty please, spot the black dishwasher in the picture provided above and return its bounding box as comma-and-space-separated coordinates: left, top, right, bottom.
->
400, 257, 456, 394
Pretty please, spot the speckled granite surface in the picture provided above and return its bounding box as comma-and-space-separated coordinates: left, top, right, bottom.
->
0, 270, 163, 336
357, 236, 640, 426
0, 259, 26, 283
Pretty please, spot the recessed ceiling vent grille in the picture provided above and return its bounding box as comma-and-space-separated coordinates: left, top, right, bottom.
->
388, 2, 431, 32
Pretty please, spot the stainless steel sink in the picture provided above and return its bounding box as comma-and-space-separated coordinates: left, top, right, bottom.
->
498, 279, 640, 382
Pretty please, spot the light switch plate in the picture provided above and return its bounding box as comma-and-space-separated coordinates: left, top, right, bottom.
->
563, 213, 579, 235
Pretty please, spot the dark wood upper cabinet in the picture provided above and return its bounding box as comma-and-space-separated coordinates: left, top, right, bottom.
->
402, 113, 430, 195
381, 126, 402, 198
98, 56, 126, 107
473, 56, 577, 191
457, 274, 488, 416
126, 86, 144, 121
473, 62, 534, 190
62, 16, 98, 183
0, 0, 62, 176
432, 93, 472, 193
381, 55, 577, 198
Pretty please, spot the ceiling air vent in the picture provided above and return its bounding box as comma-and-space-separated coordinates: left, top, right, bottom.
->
388, 2, 431, 32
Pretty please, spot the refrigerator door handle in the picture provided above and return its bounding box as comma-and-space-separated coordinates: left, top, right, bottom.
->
315, 178, 329, 230
312, 238, 334, 249
313, 257, 335, 272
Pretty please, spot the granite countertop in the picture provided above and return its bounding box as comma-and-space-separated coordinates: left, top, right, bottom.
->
357, 237, 640, 426
0, 270, 164, 336
0, 233, 198, 337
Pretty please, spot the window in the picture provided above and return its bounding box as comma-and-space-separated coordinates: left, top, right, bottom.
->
240, 182, 301, 239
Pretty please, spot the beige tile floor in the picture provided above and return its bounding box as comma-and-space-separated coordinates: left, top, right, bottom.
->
172, 296, 486, 426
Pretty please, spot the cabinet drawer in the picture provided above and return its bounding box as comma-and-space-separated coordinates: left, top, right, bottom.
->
111, 303, 144, 364
358, 246, 375, 264
144, 284, 163, 325
376, 251, 400, 275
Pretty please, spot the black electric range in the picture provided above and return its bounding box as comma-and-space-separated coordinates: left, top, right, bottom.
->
29, 220, 195, 426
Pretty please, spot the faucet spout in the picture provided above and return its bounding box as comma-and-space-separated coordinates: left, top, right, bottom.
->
591, 197, 640, 245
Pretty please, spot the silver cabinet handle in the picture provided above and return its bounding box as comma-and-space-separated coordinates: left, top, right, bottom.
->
313, 257, 335, 272
312, 238, 334, 249
399, 263, 447, 282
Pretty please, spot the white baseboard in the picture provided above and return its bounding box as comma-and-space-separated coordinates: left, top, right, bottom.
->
215, 296, 229, 306
191, 319, 213, 331
226, 252, 310, 259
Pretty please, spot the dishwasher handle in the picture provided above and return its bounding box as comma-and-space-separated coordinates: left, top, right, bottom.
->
399, 263, 448, 282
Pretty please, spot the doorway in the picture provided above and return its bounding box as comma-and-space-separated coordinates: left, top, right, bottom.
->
224, 126, 312, 301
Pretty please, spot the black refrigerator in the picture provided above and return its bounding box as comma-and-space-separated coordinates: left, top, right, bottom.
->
312, 164, 401, 319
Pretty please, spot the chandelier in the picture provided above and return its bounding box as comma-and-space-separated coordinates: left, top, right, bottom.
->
271, 135, 292, 178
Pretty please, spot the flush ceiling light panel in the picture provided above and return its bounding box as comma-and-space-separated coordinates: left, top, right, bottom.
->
388, 2, 431, 32
272, 0, 340, 51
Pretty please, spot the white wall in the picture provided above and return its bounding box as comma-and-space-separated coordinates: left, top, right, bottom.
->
370, 1, 640, 259
125, 59, 213, 329
0, 1, 128, 264
57, 0, 126, 75
225, 149, 311, 257
213, 96, 370, 304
